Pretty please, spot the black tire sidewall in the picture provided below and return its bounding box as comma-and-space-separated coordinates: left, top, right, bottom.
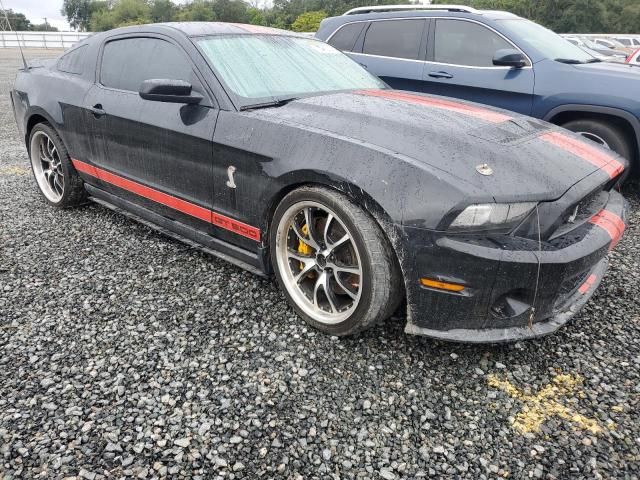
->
562, 119, 632, 160
270, 188, 379, 336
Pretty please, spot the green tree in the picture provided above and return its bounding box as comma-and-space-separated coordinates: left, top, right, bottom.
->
1, 9, 32, 30
150, 0, 176, 22
176, 1, 217, 21
291, 10, 326, 31
247, 7, 267, 25
31, 22, 60, 31
61, 0, 96, 31
90, 0, 151, 30
211, 0, 251, 23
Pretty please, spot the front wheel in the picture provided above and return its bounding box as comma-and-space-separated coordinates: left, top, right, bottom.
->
270, 186, 403, 336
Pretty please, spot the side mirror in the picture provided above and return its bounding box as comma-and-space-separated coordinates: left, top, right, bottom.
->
493, 49, 527, 68
139, 79, 203, 104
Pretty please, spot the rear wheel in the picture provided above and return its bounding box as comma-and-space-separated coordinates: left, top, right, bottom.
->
270, 186, 402, 336
561, 118, 634, 160
28, 123, 86, 208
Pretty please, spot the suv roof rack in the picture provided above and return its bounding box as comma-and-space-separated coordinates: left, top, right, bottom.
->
343, 5, 481, 15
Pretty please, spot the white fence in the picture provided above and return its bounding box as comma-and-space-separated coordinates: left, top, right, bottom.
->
0, 31, 92, 49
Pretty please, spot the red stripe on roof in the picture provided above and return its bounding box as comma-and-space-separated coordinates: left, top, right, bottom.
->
71, 159, 261, 241
589, 209, 625, 250
540, 131, 625, 179
354, 89, 513, 123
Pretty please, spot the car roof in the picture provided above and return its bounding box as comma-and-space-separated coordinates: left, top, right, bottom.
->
86, 22, 307, 41
152, 22, 297, 37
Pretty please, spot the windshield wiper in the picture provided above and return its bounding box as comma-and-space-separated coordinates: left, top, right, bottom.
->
585, 58, 602, 63
240, 97, 299, 111
554, 58, 585, 64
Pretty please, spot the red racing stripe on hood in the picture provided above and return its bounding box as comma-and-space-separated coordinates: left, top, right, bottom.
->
589, 209, 625, 250
354, 89, 513, 123
540, 131, 624, 179
71, 159, 261, 241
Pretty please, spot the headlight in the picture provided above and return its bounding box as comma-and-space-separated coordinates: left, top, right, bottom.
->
448, 202, 537, 232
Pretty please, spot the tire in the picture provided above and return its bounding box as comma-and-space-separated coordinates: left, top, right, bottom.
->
270, 185, 403, 336
28, 122, 86, 208
561, 118, 633, 160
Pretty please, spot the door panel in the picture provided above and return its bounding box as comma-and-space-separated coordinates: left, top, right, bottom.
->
420, 64, 535, 115
421, 19, 534, 115
84, 36, 219, 231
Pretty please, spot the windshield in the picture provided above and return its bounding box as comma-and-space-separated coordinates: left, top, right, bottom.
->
196, 35, 385, 107
497, 19, 594, 63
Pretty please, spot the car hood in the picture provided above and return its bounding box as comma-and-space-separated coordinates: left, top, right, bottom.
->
573, 59, 640, 78
248, 90, 623, 201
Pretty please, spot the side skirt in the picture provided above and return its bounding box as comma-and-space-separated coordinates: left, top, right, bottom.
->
85, 184, 268, 278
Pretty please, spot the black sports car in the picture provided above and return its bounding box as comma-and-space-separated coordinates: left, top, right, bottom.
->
11, 23, 628, 342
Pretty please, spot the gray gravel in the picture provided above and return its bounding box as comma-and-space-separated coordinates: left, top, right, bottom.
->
1, 48, 639, 479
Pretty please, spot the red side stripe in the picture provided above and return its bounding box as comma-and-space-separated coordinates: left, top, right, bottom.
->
589, 209, 625, 250
354, 89, 513, 124
578, 274, 597, 295
540, 131, 625, 179
71, 159, 261, 241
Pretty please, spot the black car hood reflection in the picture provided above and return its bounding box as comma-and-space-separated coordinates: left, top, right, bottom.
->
246, 90, 607, 201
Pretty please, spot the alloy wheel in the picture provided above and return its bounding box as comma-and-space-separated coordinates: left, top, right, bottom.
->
275, 201, 363, 325
577, 131, 611, 150
30, 131, 65, 202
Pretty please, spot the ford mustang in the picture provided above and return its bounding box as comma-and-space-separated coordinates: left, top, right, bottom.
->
11, 23, 628, 342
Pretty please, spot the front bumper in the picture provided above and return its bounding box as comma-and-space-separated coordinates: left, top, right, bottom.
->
403, 190, 627, 343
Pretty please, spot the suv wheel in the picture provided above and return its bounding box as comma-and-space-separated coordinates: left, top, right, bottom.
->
561, 118, 633, 160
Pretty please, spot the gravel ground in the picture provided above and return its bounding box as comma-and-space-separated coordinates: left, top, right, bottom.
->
1, 48, 639, 479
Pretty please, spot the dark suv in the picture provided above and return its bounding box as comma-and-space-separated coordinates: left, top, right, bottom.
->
316, 5, 640, 170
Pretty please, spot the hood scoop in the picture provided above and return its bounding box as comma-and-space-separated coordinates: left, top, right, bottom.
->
469, 117, 551, 145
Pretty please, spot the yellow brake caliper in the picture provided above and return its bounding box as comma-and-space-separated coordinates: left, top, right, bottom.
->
298, 224, 313, 270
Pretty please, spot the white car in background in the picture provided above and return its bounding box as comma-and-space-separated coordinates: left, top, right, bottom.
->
614, 36, 640, 48
626, 47, 640, 66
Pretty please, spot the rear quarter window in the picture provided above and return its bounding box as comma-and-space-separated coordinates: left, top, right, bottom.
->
328, 23, 365, 52
57, 45, 88, 75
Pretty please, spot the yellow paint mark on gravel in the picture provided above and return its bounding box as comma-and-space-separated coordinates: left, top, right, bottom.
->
488, 373, 611, 435
0, 166, 29, 175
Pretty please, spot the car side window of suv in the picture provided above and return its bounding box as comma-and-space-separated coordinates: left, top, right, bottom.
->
362, 19, 425, 60
434, 19, 514, 67
328, 22, 366, 52
100, 37, 193, 92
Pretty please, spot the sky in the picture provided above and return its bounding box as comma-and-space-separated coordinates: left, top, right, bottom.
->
4, 0, 71, 30
3, 0, 194, 32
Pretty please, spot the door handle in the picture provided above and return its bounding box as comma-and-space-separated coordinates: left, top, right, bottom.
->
428, 71, 453, 79
359, 63, 368, 69
88, 104, 106, 117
